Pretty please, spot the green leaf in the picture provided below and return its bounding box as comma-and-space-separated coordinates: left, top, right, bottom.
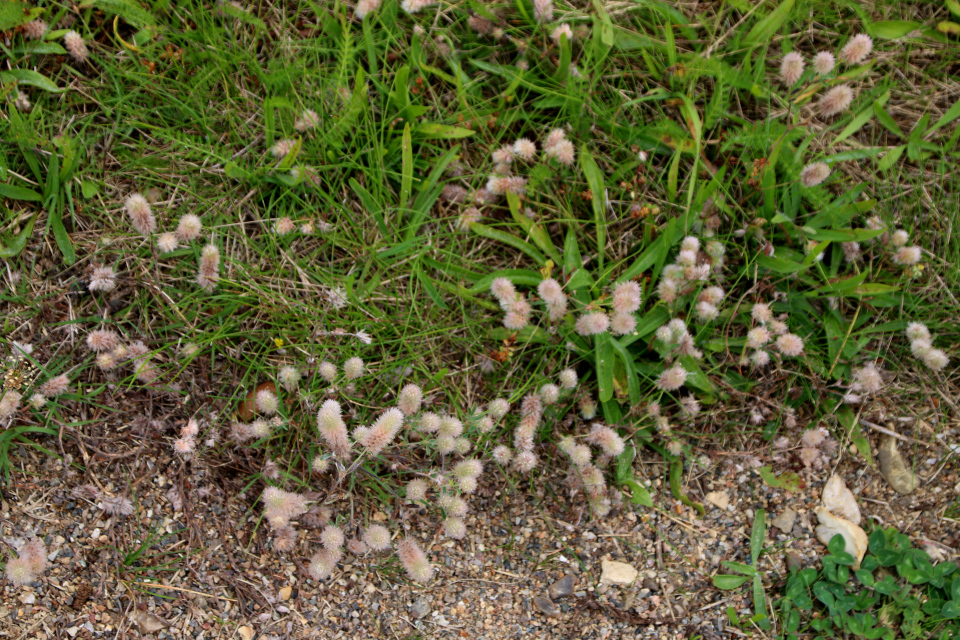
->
837, 405, 872, 465
596, 333, 616, 403
873, 104, 904, 138
81, 180, 99, 199
0, 69, 61, 93
0, 184, 43, 202
13, 42, 68, 56
949, 0, 960, 18
623, 479, 653, 507
833, 92, 889, 146
579, 147, 607, 272
615, 446, 635, 485
506, 192, 561, 264
470, 223, 546, 265
868, 20, 922, 39
877, 145, 906, 171
742, 0, 796, 47
0, 2, 37, 30
750, 509, 766, 564
942, 601, 960, 619
669, 456, 705, 517
722, 561, 758, 576
929, 97, 960, 135
714, 575, 751, 590
0, 214, 37, 258
400, 123, 413, 210
757, 466, 803, 492
349, 178, 388, 237
413, 123, 475, 139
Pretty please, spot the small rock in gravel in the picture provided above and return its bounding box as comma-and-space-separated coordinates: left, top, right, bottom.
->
878, 434, 918, 495
533, 595, 558, 617
278, 586, 292, 601
705, 491, 730, 510
600, 560, 638, 585
821, 475, 861, 524
411, 597, 431, 619
642, 577, 659, 592
548, 574, 576, 599
772, 508, 798, 532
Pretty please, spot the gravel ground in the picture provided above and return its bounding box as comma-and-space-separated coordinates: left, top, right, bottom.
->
2, 409, 958, 640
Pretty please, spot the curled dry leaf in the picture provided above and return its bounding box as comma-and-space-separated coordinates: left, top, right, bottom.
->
815, 506, 868, 569
878, 434, 918, 495
132, 611, 171, 633
821, 474, 861, 524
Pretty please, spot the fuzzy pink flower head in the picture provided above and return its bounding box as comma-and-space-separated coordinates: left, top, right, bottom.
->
587, 424, 625, 457
270, 139, 296, 159
656, 364, 688, 392
751, 350, 770, 367
612, 281, 642, 313
5, 556, 36, 587
780, 52, 805, 85
125, 193, 155, 235
488, 398, 510, 421
418, 412, 441, 433
813, 51, 835, 75
776, 333, 805, 357
544, 128, 566, 149
551, 24, 574, 43
343, 357, 364, 380
274, 217, 296, 236
400, 0, 436, 13
513, 138, 537, 161
157, 232, 178, 253
308, 547, 342, 580
0, 391, 21, 419
922, 348, 950, 371
86, 329, 121, 352
579, 396, 597, 420
544, 138, 575, 166
819, 85, 854, 118
905, 322, 930, 343
262, 486, 308, 521
294, 108, 321, 131
533, 0, 553, 21
610, 312, 637, 335
438, 415, 464, 439
19, 539, 48, 576
320, 525, 345, 550
492, 445, 513, 465
893, 246, 922, 266
890, 229, 910, 247
513, 449, 539, 473
358, 408, 404, 457
63, 30, 88, 62
347, 537, 369, 555
89, 266, 116, 292
173, 436, 196, 454
100, 495, 135, 516
255, 389, 279, 415
768, 320, 789, 336
396, 538, 433, 582
406, 478, 429, 502
841, 34, 873, 65
699, 286, 724, 306
842, 241, 861, 263
22, 19, 47, 40
197, 244, 220, 292
398, 383, 423, 416
751, 303, 773, 324
853, 362, 883, 394
490, 277, 516, 304
539, 383, 560, 405
575, 312, 610, 336
443, 516, 467, 539
363, 524, 392, 551
502, 311, 526, 330
558, 368, 578, 390
695, 301, 719, 322
491, 146, 514, 165
746, 327, 771, 349
175, 214, 202, 242
38, 374, 70, 397
318, 361, 337, 382
537, 278, 565, 306
800, 162, 831, 187
278, 366, 300, 392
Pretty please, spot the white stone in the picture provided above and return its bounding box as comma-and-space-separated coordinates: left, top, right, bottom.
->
705, 491, 730, 510
600, 560, 639, 585
821, 475, 861, 524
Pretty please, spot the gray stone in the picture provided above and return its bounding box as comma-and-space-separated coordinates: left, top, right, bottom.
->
411, 597, 430, 619
771, 508, 798, 533
533, 596, 558, 617
878, 434, 918, 495
548, 574, 576, 599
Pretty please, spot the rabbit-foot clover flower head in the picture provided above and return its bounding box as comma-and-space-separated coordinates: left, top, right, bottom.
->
513, 449, 539, 473
343, 357, 364, 380
255, 388, 279, 415
492, 445, 513, 465
23, 19, 47, 40
438, 415, 464, 438
89, 266, 116, 292
558, 368, 578, 390
63, 31, 88, 62
100, 495, 135, 516
813, 51, 835, 75
197, 244, 220, 292
294, 109, 321, 131
176, 214, 202, 242
278, 366, 301, 392
308, 548, 342, 580
656, 364, 688, 392
612, 281, 642, 313
5, 556, 36, 587
320, 525, 345, 550
533, 0, 553, 22
852, 362, 883, 394
401, 0, 437, 12
316, 400, 351, 457
490, 277, 517, 306
611, 313, 637, 335
776, 333, 805, 357
270, 139, 297, 159
575, 312, 610, 336
695, 301, 719, 322
746, 327, 771, 349
751, 350, 771, 367
418, 412, 441, 433
819, 85, 854, 118
780, 52, 805, 85
905, 322, 931, 343
363, 525, 392, 551
586, 424, 625, 457
551, 24, 574, 43
398, 383, 423, 415
456, 207, 482, 231
751, 303, 773, 324
38, 373, 70, 398
406, 478, 429, 502
842, 241, 861, 263
539, 383, 560, 405
840, 34, 873, 65
544, 138, 575, 166
0, 391, 22, 419
444, 517, 467, 539
318, 361, 337, 382
311, 455, 329, 474
358, 408, 404, 456
800, 162, 831, 187
513, 138, 537, 161
537, 278, 565, 306
274, 217, 296, 235
125, 193, 156, 235
579, 395, 597, 420
890, 229, 910, 247
396, 538, 433, 582
86, 329, 120, 352
262, 486, 308, 522
491, 146, 514, 165
921, 348, 950, 371
488, 398, 510, 421
893, 246, 922, 266
157, 232, 179, 253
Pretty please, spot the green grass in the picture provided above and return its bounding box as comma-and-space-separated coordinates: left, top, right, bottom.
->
0, 0, 959, 599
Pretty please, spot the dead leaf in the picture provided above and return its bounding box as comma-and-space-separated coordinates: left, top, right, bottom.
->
237, 626, 255, 640
131, 611, 171, 633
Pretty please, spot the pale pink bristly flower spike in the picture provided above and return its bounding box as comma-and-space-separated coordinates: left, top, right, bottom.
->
840, 34, 873, 65
818, 85, 854, 118
197, 244, 220, 292
776, 333, 805, 357
357, 408, 404, 456
363, 525, 392, 551
656, 364, 688, 391
551, 24, 573, 44
533, 0, 553, 22
813, 51, 835, 75
779, 52, 804, 85
125, 194, 156, 235
398, 383, 423, 415
176, 214, 203, 242
396, 538, 433, 582
800, 162, 831, 187
157, 232, 178, 253
512, 138, 537, 161
63, 31, 88, 62
575, 312, 610, 336
89, 266, 116, 292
